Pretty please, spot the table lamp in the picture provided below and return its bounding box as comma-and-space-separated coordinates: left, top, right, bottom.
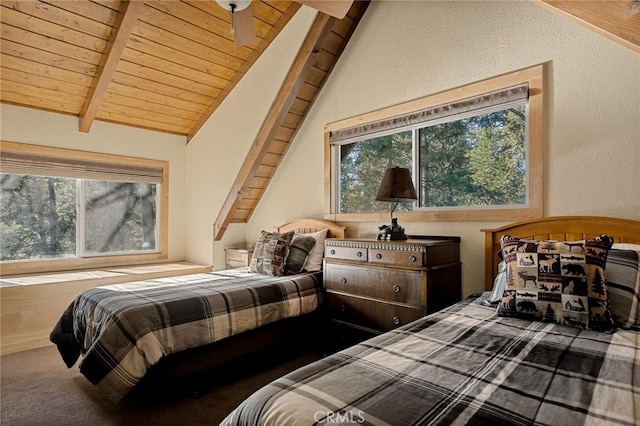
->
375, 167, 417, 240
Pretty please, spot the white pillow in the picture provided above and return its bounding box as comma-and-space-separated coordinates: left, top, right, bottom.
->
300, 229, 328, 272
487, 261, 507, 304
612, 243, 640, 251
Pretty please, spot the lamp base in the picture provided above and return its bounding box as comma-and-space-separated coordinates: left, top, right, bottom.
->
376, 232, 408, 241
376, 218, 408, 241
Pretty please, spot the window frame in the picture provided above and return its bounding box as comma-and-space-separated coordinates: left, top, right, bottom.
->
324, 64, 544, 223
0, 141, 169, 276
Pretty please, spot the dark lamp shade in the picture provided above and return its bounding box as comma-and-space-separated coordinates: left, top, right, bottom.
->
376, 167, 417, 202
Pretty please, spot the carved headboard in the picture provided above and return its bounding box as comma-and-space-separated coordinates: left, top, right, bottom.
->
274, 218, 346, 239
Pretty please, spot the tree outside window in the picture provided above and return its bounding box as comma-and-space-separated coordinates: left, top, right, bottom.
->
1, 176, 158, 261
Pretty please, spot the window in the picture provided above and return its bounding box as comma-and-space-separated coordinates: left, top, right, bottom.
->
325, 65, 543, 222
0, 142, 168, 275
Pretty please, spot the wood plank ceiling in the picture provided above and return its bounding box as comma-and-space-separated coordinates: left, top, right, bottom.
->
0, 0, 303, 138
1, 1, 637, 139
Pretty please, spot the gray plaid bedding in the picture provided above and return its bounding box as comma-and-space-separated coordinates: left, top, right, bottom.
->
222, 294, 640, 426
50, 268, 322, 402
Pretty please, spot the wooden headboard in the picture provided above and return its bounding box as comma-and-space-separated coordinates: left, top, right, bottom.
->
482, 216, 640, 290
274, 218, 346, 239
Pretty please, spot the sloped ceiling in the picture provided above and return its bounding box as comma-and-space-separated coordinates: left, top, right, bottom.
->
1, 0, 304, 139
1, 1, 637, 140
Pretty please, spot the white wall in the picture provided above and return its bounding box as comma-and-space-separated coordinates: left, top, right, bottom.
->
209, 1, 639, 295
0, 104, 188, 262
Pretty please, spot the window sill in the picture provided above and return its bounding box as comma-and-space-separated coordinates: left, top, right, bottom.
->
0, 262, 212, 288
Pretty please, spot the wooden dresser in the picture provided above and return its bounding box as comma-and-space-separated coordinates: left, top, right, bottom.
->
323, 236, 461, 343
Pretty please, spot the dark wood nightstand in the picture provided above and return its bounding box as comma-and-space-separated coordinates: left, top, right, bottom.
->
224, 247, 254, 269
323, 236, 461, 347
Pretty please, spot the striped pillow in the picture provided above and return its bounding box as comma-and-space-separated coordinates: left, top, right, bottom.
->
284, 235, 316, 274
606, 245, 640, 330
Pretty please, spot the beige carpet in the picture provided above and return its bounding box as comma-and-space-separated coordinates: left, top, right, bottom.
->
1, 344, 322, 425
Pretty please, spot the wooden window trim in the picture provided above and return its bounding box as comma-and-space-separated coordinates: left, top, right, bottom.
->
0, 141, 169, 276
323, 64, 544, 223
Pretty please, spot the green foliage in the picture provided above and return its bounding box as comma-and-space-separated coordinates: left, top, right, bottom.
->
337, 105, 527, 213
0, 175, 157, 261
0, 175, 76, 260
339, 131, 412, 214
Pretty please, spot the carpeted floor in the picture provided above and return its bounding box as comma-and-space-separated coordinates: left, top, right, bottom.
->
1, 344, 322, 425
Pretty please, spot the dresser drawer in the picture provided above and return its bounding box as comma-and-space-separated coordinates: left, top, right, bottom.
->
325, 246, 368, 262
369, 248, 423, 267
325, 293, 424, 332
325, 263, 422, 306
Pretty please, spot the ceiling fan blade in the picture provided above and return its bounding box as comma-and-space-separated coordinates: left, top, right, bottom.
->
297, 1, 354, 19
232, 7, 256, 46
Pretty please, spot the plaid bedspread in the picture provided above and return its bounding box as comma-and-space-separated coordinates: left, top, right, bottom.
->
222, 294, 640, 426
50, 268, 322, 402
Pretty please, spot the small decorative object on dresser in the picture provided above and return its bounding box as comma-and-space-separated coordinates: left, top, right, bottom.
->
323, 236, 461, 345
224, 247, 254, 269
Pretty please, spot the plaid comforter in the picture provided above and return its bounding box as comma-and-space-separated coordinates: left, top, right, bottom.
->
223, 294, 640, 426
50, 268, 322, 402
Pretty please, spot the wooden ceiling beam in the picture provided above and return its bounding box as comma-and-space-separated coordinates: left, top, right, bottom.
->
298, 1, 354, 19
79, 0, 144, 133
213, 12, 336, 241
532, 0, 640, 53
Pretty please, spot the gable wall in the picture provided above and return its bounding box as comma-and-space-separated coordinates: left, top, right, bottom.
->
240, 1, 639, 296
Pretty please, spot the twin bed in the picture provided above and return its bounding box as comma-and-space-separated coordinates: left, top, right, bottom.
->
221, 216, 640, 425
51, 215, 640, 425
50, 218, 346, 402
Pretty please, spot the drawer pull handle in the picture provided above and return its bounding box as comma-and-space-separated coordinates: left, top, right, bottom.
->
340, 277, 347, 284
376, 253, 382, 260
340, 305, 346, 313
393, 285, 401, 293
409, 255, 417, 262
330, 249, 336, 255
393, 316, 401, 325
357, 251, 363, 257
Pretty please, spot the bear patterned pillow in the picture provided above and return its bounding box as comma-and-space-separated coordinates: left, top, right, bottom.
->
498, 234, 614, 331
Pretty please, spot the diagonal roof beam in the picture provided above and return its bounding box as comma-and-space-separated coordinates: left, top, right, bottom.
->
532, 0, 640, 53
214, 11, 336, 240
79, 0, 144, 133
